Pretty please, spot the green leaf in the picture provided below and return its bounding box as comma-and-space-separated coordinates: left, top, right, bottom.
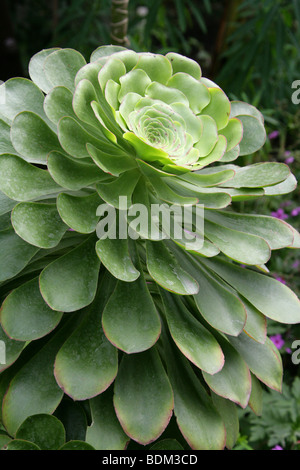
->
0, 154, 61, 201
0, 228, 38, 282
0, 78, 51, 124
0, 191, 16, 216
29, 48, 61, 93
44, 86, 77, 125
96, 170, 141, 209
3, 439, 41, 450
11, 202, 68, 249
160, 290, 224, 374
102, 247, 161, 353
230, 101, 264, 124
39, 235, 101, 312
134, 53, 172, 84
47, 151, 105, 191
202, 334, 251, 408
0, 323, 25, 373
43, 48, 87, 92
0, 277, 63, 341
264, 173, 297, 196
203, 218, 271, 265
166, 52, 201, 79
205, 210, 294, 250
221, 163, 290, 188
201, 87, 231, 130
228, 333, 282, 392
86, 387, 129, 450
179, 168, 235, 187
238, 115, 266, 155
11, 112, 61, 164
219, 118, 243, 151
146, 241, 199, 295
211, 393, 239, 450
57, 116, 106, 159
54, 275, 118, 400
57, 192, 102, 234
90, 45, 127, 62
59, 441, 95, 450
113, 348, 174, 445
163, 335, 226, 450
240, 297, 267, 344
167, 73, 210, 114
193, 135, 228, 169
1, 326, 68, 435
16, 414, 65, 450
0, 432, 11, 449
87, 143, 137, 176
0, 120, 18, 155
248, 373, 263, 416
202, 257, 300, 324
167, 243, 247, 336
95, 238, 140, 282
166, 177, 232, 209
98, 57, 126, 91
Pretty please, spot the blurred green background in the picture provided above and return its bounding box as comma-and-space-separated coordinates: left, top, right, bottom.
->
1, 0, 300, 450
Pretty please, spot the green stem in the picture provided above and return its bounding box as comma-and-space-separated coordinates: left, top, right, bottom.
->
110, 0, 130, 47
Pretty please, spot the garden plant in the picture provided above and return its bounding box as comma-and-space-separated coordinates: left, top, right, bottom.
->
0, 45, 300, 450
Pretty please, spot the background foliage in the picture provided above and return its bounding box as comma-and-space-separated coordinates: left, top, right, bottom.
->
1, 0, 300, 450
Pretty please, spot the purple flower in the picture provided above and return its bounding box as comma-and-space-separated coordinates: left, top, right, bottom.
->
275, 276, 286, 285
292, 260, 300, 269
271, 208, 288, 220
270, 334, 285, 349
285, 156, 294, 164
272, 445, 283, 450
291, 207, 300, 217
268, 130, 279, 140
284, 151, 294, 164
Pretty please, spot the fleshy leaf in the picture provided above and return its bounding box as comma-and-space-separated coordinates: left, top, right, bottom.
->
102, 247, 161, 353
205, 210, 294, 250
202, 333, 251, 408
95, 238, 140, 282
202, 257, 300, 324
86, 387, 129, 450
16, 414, 65, 450
11, 202, 68, 249
160, 290, 224, 374
0, 277, 63, 341
0, 228, 38, 282
57, 192, 102, 234
0, 154, 61, 201
29, 48, 61, 93
54, 276, 118, 400
43, 48, 87, 92
163, 335, 226, 450
39, 235, 101, 312
146, 240, 199, 295
11, 112, 61, 164
113, 348, 174, 445
1, 325, 68, 435
228, 333, 282, 392
47, 151, 106, 190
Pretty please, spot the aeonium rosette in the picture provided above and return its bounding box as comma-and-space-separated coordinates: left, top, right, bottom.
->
100, 49, 266, 171
1, 45, 300, 451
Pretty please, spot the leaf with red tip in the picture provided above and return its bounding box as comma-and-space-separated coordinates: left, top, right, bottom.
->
113, 347, 174, 445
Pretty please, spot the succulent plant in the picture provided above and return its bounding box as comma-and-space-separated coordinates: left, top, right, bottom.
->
0, 45, 300, 451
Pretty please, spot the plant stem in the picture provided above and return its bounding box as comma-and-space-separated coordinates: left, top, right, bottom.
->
110, 0, 130, 47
